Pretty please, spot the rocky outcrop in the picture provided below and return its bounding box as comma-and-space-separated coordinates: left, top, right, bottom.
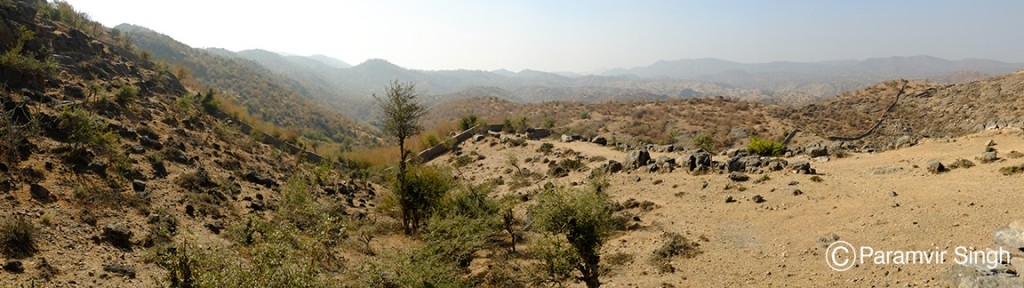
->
624, 149, 651, 170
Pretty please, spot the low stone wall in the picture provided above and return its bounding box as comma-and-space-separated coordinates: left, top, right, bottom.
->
415, 124, 506, 163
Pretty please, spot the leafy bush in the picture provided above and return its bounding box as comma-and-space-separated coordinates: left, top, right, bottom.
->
557, 158, 586, 171
543, 118, 555, 129
0, 25, 57, 79
579, 111, 590, 120
458, 114, 482, 131
115, 85, 138, 106
649, 232, 701, 273
747, 137, 785, 157
58, 107, 117, 154
422, 132, 442, 148
423, 214, 493, 268
389, 165, 455, 234
529, 235, 580, 286
529, 185, 616, 288
361, 247, 465, 288
0, 217, 36, 258
691, 133, 716, 152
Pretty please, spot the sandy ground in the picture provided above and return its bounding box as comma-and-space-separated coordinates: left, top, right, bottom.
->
442, 129, 1024, 287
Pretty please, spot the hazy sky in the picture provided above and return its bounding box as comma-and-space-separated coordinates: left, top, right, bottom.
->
65, 0, 1024, 73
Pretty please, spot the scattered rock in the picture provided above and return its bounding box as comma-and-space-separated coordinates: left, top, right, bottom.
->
547, 166, 568, 178
472, 134, 485, 142
986, 139, 997, 147
787, 180, 799, 186
895, 135, 917, 148
205, 222, 224, 234
604, 160, 623, 174
591, 136, 607, 146
981, 151, 999, 163
869, 165, 905, 175
725, 148, 748, 158
809, 147, 828, 158
103, 263, 136, 278
30, 184, 54, 203
752, 195, 765, 203
927, 159, 947, 174
728, 172, 749, 182
789, 161, 814, 174
243, 171, 278, 188
139, 135, 163, 150
889, 191, 898, 197
103, 224, 133, 249
3, 260, 24, 273
150, 159, 169, 179
131, 180, 146, 193
725, 196, 737, 203
791, 189, 803, 196
560, 134, 574, 142
646, 163, 659, 173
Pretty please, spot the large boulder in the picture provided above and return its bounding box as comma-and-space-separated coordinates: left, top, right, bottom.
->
603, 160, 623, 174
726, 156, 746, 172
766, 158, 788, 171
103, 224, 133, 249
789, 161, 814, 174
682, 150, 713, 173
624, 149, 651, 170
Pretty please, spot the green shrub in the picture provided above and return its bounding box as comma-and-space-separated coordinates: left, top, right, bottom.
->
361, 247, 465, 288
391, 165, 455, 234
0, 217, 36, 258
529, 185, 616, 288
558, 158, 585, 171
422, 132, 442, 148
458, 114, 481, 131
0, 25, 57, 78
747, 136, 785, 157
115, 85, 138, 106
529, 235, 580, 286
691, 133, 716, 152
423, 215, 493, 268
543, 118, 555, 129
58, 107, 117, 154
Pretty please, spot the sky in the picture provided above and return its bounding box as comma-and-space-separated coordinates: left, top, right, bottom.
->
64, 0, 1024, 73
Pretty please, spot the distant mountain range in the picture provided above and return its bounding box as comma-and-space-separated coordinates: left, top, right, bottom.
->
603, 56, 1023, 96
117, 24, 1024, 123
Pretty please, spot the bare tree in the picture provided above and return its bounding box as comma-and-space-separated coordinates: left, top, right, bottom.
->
374, 80, 425, 234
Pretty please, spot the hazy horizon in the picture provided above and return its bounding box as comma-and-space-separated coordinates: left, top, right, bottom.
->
64, 0, 1024, 73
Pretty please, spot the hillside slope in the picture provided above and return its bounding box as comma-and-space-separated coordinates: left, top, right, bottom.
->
115, 24, 380, 149
1, 2, 374, 286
